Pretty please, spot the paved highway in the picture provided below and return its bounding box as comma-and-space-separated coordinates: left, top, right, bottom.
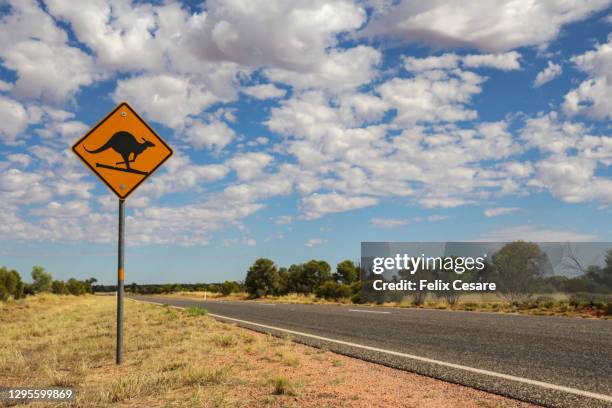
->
132, 296, 612, 408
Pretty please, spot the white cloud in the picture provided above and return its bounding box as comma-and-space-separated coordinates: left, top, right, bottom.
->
363, 0, 610, 52
6, 153, 31, 168
534, 61, 562, 87
481, 225, 597, 241
404, 52, 521, 72
378, 69, 484, 124
242, 84, 286, 100
30, 200, 90, 218
0, 96, 29, 144
484, 207, 520, 217
301, 193, 378, 219
563, 36, 612, 119
184, 120, 236, 151
369, 217, 411, 228
462, 51, 521, 70
306, 238, 327, 247
266, 46, 381, 92
113, 74, 226, 129
0, 80, 13, 91
229, 152, 273, 180
132, 153, 230, 201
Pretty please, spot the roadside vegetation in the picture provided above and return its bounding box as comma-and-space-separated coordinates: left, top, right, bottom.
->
4, 242, 610, 318
140, 242, 612, 319
0, 294, 532, 407
0, 265, 96, 301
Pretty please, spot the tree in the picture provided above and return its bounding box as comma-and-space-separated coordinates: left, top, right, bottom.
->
584, 249, 612, 291
245, 258, 280, 298
491, 241, 546, 302
277, 267, 290, 295
300, 260, 332, 294
286, 264, 304, 293
334, 260, 358, 284
0, 267, 24, 301
83, 278, 97, 294
66, 278, 86, 295
31, 266, 52, 293
52, 280, 69, 295
221, 280, 240, 296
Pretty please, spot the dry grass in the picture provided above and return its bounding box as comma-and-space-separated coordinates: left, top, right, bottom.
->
0, 294, 535, 407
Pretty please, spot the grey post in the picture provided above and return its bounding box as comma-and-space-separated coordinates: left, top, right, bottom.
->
117, 199, 125, 364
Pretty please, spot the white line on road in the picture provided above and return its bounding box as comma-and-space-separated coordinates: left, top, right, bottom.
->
134, 298, 612, 403
348, 309, 391, 314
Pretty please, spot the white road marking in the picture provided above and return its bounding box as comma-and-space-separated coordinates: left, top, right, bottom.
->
348, 309, 391, 314
259, 303, 277, 306
133, 298, 612, 403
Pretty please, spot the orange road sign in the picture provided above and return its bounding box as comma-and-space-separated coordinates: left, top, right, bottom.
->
72, 102, 173, 199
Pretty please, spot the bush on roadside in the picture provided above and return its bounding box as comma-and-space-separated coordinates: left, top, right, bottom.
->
51, 280, 69, 295
66, 278, 86, 296
0, 267, 25, 301
315, 281, 352, 300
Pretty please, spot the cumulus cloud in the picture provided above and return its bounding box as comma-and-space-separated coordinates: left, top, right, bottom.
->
0, 0, 102, 103
534, 61, 563, 87
184, 120, 237, 151
306, 238, 327, 247
363, 0, 609, 52
484, 207, 520, 217
242, 84, 287, 100
229, 152, 273, 180
113, 74, 225, 129
563, 36, 612, 119
378, 69, 484, 124
301, 193, 378, 219
0, 96, 29, 144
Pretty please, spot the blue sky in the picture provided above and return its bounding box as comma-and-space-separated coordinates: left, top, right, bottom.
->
0, 0, 610, 284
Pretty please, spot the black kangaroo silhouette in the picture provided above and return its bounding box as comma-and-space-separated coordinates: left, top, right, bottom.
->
85, 131, 155, 170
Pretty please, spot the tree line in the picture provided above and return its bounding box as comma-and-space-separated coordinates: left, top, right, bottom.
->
244, 243, 612, 304
0, 265, 96, 301
245, 258, 361, 300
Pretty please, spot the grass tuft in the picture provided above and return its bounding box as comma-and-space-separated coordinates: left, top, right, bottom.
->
272, 376, 300, 396
185, 306, 208, 316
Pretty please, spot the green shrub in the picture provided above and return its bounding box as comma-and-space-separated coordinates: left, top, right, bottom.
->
52, 280, 69, 295
66, 278, 86, 295
315, 281, 352, 300
185, 306, 208, 316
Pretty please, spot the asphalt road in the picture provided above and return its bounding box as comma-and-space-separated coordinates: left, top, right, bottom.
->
132, 296, 612, 408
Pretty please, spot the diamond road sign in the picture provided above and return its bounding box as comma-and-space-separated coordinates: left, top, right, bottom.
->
72, 102, 173, 199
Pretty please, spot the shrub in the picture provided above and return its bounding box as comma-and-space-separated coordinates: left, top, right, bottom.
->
220, 281, 240, 296
66, 278, 86, 295
185, 306, 208, 316
315, 281, 352, 300
0, 267, 25, 301
52, 280, 69, 295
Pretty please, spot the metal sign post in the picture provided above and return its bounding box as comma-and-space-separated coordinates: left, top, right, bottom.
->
71, 102, 173, 365
116, 199, 125, 364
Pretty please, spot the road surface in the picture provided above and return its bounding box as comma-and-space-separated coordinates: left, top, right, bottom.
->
132, 296, 612, 408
